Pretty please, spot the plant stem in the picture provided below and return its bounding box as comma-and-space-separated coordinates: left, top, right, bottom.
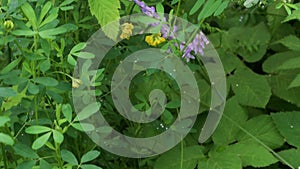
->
1, 144, 8, 169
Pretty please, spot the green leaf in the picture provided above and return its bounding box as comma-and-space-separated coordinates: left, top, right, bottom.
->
0, 87, 17, 97
81, 150, 101, 163
13, 143, 39, 159
0, 57, 22, 74
61, 149, 78, 165
230, 67, 271, 108
276, 35, 300, 51
262, 51, 298, 73
33, 77, 59, 87
28, 82, 40, 95
278, 149, 300, 169
154, 146, 205, 169
224, 23, 271, 62
272, 111, 300, 148
0, 116, 10, 127
62, 104, 73, 122
25, 125, 52, 134
70, 42, 86, 54
189, 0, 205, 15
156, 3, 164, 14
267, 71, 300, 107
0, 133, 14, 145
198, 150, 242, 169
11, 29, 36, 36
88, 0, 120, 40
39, 8, 59, 28
237, 115, 284, 149
81, 164, 102, 169
71, 123, 95, 132
60, 0, 76, 7
39, 24, 77, 39
53, 130, 64, 144
228, 143, 278, 167
213, 97, 248, 145
75, 102, 100, 121
278, 57, 300, 70
67, 54, 77, 66
32, 132, 51, 150
283, 8, 300, 22
39, 159, 52, 169
39, 59, 51, 73
214, 0, 229, 16
197, 0, 215, 21
16, 160, 36, 169
21, 2, 37, 29
38, 1, 52, 25
288, 74, 300, 88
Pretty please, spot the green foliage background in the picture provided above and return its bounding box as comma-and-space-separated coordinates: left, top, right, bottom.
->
0, 0, 300, 168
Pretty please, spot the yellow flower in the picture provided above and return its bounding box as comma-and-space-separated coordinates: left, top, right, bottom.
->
72, 78, 82, 88
145, 33, 166, 47
120, 23, 134, 40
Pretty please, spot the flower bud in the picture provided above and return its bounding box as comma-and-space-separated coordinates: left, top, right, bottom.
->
4, 20, 14, 31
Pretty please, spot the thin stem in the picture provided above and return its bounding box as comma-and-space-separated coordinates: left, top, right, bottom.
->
1, 144, 8, 169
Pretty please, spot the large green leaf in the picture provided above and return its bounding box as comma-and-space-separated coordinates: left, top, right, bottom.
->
154, 146, 205, 169
262, 51, 299, 73
278, 149, 300, 168
88, 0, 120, 40
198, 150, 242, 169
288, 74, 300, 88
223, 23, 271, 62
276, 35, 300, 51
272, 111, 300, 148
228, 143, 278, 167
278, 57, 300, 70
267, 71, 300, 107
212, 97, 248, 145
230, 67, 272, 108
237, 115, 284, 149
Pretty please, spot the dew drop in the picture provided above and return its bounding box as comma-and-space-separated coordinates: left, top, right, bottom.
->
291, 125, 294, 128
173, 69, 176, 72
236, 84, 239, 87
211, 82, 215, 85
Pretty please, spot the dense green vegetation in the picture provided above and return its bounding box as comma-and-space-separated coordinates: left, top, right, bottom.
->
1, 0, 300, 168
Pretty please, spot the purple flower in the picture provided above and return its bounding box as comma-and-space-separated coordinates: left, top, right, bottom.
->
134, 0, 159, 18
134, 0, 210, 62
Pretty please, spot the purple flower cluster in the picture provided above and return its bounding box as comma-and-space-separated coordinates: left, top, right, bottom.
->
133, 0, 159, 18
180, 32, 209, 62
134, 0, 209, 62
